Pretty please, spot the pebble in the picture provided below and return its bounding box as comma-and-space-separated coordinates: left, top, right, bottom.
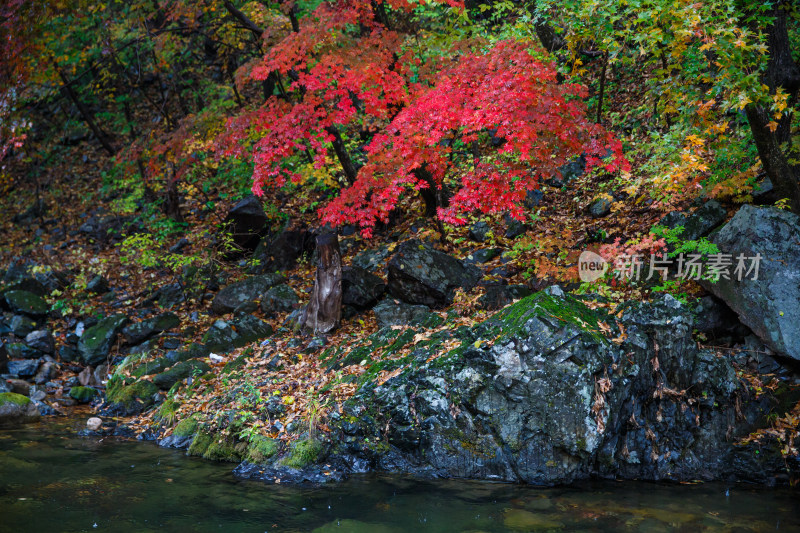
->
87, 417, 103, 431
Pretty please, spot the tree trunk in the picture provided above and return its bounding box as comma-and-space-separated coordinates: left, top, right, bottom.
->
55, 65, 116, 156
414, 166, 450, 218
745, 1, 800, 214
325, 125, 360, 185
300, 232, 342, 334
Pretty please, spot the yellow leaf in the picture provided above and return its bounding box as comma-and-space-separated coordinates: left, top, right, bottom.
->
766, 121, 779, 133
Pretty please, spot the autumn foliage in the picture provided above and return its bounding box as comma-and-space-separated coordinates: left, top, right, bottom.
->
220, 0, 627, 235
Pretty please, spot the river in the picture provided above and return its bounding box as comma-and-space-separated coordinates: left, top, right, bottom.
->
1, 419, 798, 532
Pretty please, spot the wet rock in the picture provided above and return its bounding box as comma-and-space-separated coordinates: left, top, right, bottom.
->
5, 378, 30, 395
211, 273, 286, 315
0, 341, 6, 373
0, 392, 40, 426
77, 314, 129, 366
222, 195, 269, 250
468, 221, 490, 242
4, 290, 48, 317
105, 378, 159, 416
7, 359, 39, 377
121, 312, 180, 346
352, 244, 393, 272
87, 417, 103, 431
25, 330, 55, 355
86, 274, 110, 294
478, 284, 532, 310
589, 195, 613, 218
659, 200, 727, 241
33, 361, 54, 384
260, 284, 299, 317
69, 386, 98, 403
372, 299, 440, 328
342, 267, 385, 310
58, 345, 79, 363
6, 343, 42, 359
463, 248, 501, 265
252, 229, 312, 272
387, 240, 481, 307
701, 205, 800, 360
10, 315, 37, 338
202, 315, 273, 353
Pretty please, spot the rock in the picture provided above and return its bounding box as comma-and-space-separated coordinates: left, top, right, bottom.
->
548, 154, 586, 188
372, 299, 439, 328
169, 238, 190, 254
222, 195, 268, 250
4, 290, 48, 317
387, 240, 482, 307
589, 195, 613, 218
659, 200, 727, 241
7, 359, 39, 377
463, 248, 501, 265
29, 388, 46, 401
6, 343, 42, 359
0, 392, 40, 426
11, 199, 47, 225
121, 312, 180, 345
69, 386, 98, 403
211, 273, 286, 315
252, 229, 312, 272
33, 361, 54, 384
58, 345, 79, 363
87, 417, 103, 431
202, 315, 273, 353
468, 221, 490, 242
503, 214, 527, 239
25, 330, 55, 354
752, 177, 777, 205
352, 244, 393, 272
478, 284, 532, 310
78, 213, 137, 243
146, 282, 185, 309
693, 295, 750, 341
260, 284, 299, 317
9, 315, 37, 337
5, 378, 30, 395
0, 341, 6, 373
342, 267, 385, 309
86, 274, 109, 294
524, 189, 543, 209
0, 381, 10, 394
700, 205, 800, 360
105, 378, 159, 415
152, 359, 212, 390
77, 314, 129, 366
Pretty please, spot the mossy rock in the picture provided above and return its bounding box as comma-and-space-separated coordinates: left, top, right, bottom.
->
152, 359, 211, 390
77, 314, 129, 366
4, 290, 48, 317
244, 435, 279, 464
172, 416, 199, 438
0, 392, 40, 426
188, 430, 214, 457
222, 353, 248, 375
106, 378, 158, 414
131, 356, 171, 378
69, 386, 98, 403
279, 438, 324, 469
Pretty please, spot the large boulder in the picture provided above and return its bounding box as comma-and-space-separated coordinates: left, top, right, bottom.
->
252, 229, 312, 272
222, 195, 268, 250
25, 330, 55, 355
202, 315, 273, 353
659, 200, 727, 241
211, 274, 286, 315
260, 284, 299, 317
701, 205, 800, 361
4, 290, 48, 317
78, 314, 129, 366
152, 359, 211, 390
0, 392, 40, 426
387, 240, 482, 307
372, 299, 440, 328
7, 359, 39, 377
121, 312, 180, 346
342, 267, 385, 309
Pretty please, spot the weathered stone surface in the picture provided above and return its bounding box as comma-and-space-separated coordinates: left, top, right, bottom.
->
7, 359, 39, 377
260, 284, 299, 317
9, 315, 37, 337
468, 221, 490, 242
352, 244, 392, 272
240, 289, 791, 485
86, 274, 110, 294
659, 200, 727, 241
223, 195, 268, 250
372, 299, 439, 328
701, 205, 800, 360
4, 290, 48, 317
478, 284, 532, 310
0, 392, 40, 426
121, 312, 180, 346
252, 229, 312, 272
152, 359, 211, 390
6, 342, 42, 359
202, 315, 273, 353
387, 240, 482, 307
78, 314, 129, 366
589, 196, 612, 218
211, 274, 286, 315
342, 267, 385, 310
25, 330, 55, 354
69, 386, 98, 403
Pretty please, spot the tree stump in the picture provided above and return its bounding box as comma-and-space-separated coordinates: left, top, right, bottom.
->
300, 232, 342, 334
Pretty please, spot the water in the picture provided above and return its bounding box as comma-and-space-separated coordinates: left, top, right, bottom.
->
1, 419, 798, 532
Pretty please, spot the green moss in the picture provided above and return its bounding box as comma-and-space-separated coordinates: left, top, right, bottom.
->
244, 435, 279, 464
280, 438, 324, 469
491, 291, 605, 342
69, 386, 98, 403
172, 416, 199, 438
156, 398, 180, 424
203, 437, 248, 462
0, 392, 31, 407
188, 430, 214, 456
222, 353, 247, 375
106, 379, 158, 410
131, 356, 171, 378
